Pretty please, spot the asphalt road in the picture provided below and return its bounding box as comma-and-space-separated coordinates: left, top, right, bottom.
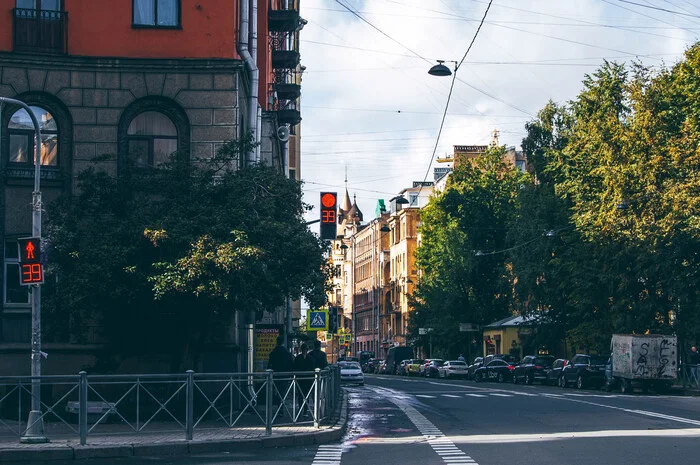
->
13, 374, 700, 465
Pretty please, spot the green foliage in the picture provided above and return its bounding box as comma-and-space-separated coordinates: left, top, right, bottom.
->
43, 137, 330, 370
410, 146, 529, 355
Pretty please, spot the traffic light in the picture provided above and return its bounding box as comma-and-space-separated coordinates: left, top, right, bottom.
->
17, 237, 43, 285
319, 192, 337, 240
329, 306, 339, 333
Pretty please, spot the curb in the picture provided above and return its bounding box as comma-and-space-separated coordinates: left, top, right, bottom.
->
0, 390, 348, 462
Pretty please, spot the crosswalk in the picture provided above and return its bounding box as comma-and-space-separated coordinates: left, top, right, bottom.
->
414, 392, 627, 399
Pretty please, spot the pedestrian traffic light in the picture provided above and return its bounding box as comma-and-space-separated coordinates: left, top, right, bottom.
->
319, 192, 337, 240
17, 237, 43, 285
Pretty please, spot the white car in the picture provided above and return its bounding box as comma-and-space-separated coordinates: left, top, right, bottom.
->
438, 360, 469, 379
339, 361, 364, 385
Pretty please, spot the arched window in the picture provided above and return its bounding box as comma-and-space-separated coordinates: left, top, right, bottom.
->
7, 106, 58, 167
125, 111, 178, 168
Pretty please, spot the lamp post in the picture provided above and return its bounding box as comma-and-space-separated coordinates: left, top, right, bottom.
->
1, 97, 48, 443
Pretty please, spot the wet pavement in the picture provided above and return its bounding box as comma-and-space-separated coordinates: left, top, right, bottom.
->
8, 374, 700, 464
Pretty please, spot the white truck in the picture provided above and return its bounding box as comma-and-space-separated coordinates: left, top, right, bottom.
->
607, 334, 677, 393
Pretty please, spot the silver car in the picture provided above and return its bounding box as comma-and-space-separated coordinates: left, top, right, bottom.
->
438, 360, 469, 379
339, 361, 364, 385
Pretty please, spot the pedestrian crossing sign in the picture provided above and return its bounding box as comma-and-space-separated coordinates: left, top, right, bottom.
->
307, 310, 329, 331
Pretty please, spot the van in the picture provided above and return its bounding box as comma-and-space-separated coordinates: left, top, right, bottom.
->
385, 346, 414, 375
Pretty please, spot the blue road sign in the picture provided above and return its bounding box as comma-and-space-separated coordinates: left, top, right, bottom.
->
307, 310, 329, 331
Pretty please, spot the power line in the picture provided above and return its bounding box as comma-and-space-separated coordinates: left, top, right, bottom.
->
616, 0, 700, 17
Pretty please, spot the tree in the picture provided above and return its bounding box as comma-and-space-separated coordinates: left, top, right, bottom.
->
410, 146, 529, 356
43, 138, 331, 371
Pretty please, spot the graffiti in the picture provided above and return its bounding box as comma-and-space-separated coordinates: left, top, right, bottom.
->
634, 342, 650, 376
657, 338, 672, 378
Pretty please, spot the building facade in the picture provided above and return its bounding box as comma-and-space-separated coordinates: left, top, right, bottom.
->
0, 0, 303, 372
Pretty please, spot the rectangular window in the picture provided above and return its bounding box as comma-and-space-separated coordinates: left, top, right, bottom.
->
409, 193, 418, 206
133, 0, 180, 27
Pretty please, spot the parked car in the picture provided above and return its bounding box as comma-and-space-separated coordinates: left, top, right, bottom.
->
438, 360, 469, 379
560, 354, 608, 389
420, 359, 444, 377
512, 355, 556, 385
544, 359, 568, 386
423, 360, 444, 378
363, 358, 382, 373
406, 359, 425, 376
386, 346, 414, 375
397, 360, 411, 376
339, 361, 364, 386
474, 359, 515, 383
483, 353, 520, 367
467, 357, 484, 380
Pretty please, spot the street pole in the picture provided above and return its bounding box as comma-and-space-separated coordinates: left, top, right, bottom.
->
1, 98, 48, 444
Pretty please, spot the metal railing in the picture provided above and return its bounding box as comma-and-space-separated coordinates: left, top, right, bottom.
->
678, 364, 700, 390
0, 366, 341, 445
12, 8, 68, 54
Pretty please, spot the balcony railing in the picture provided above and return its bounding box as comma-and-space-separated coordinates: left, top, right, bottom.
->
269, 0, 301, 32
13, 8, 68, 54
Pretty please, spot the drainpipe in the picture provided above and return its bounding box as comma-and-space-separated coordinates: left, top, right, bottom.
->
256, 106, 262, 163
237, 0, 259, 167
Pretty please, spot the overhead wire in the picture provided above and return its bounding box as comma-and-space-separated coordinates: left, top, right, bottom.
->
616, 0, 700, 17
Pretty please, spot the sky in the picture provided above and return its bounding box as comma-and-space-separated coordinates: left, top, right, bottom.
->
298, 0, 700, 229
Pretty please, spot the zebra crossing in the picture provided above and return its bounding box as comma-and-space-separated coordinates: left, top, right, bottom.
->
414, 392, 628, 399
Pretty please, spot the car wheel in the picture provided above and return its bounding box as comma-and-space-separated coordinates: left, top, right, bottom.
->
475, 373, 482, 383
497, 373, 505, 383
512, 374, 518, 384
558, 376, 567, 388
525, 374, 532, 385
576, 375, 584, 390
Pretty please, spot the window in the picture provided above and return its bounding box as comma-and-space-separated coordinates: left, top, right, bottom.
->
409, 193, 418, 207
126, 111, 178, 167
133, 0, 180, 27
4, 240, 30, 306
7, 106, 58, 167
16, 0, 61, 10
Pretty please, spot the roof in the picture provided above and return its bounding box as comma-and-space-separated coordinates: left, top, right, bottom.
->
483, 314, 539, 329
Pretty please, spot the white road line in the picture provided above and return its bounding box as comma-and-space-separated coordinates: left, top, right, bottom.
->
489, 393, 513, 397
312, 445, 343, 465
376, 388, 480, 465
416, 394, 437, 398
442, 394, 462, 398
464, 394, 487, 397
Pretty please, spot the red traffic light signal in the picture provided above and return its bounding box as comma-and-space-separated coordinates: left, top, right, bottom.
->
17, 237, 43, 285
320, 192, 338, 240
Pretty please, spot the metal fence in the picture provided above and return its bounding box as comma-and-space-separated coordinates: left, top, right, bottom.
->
678, 364, 700, 390
0, 366, 341, 445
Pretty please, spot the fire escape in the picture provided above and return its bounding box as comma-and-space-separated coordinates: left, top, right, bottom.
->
268, 0, 303, 127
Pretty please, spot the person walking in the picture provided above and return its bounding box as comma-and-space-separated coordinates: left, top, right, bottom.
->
268, 336, 294, 410
294, 343, 314, 415
307, 339, 328, 369
688, 346, 700, 386
458, 354, 466, 362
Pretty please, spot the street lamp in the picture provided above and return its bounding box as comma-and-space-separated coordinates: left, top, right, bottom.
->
0, 97, 47, 443
428, 60, 453, 77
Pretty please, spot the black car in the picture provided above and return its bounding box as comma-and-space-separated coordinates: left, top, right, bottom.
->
545, 359, 568, 386
467, 357, 483, 380
512, 355, 555, 385
560, 354, 608, 389
423, 359, 444, 378
474, 359, 515, 383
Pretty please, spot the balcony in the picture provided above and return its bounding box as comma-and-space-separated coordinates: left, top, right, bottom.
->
268, 86, 301, 126
268, 0, 301, 32
272, 69, 301, 100
13, 8, 68, 54
271, 50, 300, 69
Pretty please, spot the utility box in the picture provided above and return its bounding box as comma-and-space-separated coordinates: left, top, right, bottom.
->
608, 334, 677, 393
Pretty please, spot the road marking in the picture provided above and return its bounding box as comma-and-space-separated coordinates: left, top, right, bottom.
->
312, 445, 343, 465
544, 395, 700, 426
464, 394, 487, 397
442, 394, 462, 398
489, 393, 513, 397
416, 394, 437, 398
374, 387, 480, 465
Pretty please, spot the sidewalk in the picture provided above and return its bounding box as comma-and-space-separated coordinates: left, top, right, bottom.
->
0, 392, 348, 462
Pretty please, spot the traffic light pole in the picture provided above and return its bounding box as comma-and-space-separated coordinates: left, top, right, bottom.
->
1, 97, 48, 444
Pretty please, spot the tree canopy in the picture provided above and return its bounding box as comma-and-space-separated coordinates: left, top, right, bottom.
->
43, 138, 330, 371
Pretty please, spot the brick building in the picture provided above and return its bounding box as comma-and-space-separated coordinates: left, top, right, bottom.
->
0, 0, 303, 372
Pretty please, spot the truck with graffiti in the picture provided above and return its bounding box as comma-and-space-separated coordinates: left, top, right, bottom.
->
605, 334, 677, 393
